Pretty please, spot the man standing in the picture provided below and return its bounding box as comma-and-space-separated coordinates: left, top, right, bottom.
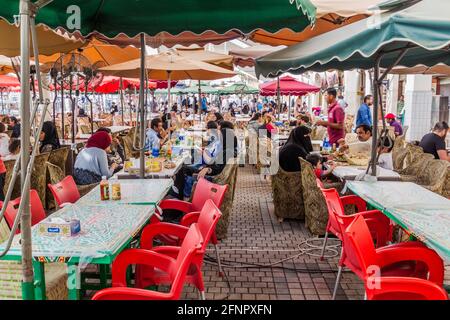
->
356, 95, 373, 127
201, 94, 208, 114
419, 121, 449, 161
316, 88, 345, 146
385, 113, 403, 136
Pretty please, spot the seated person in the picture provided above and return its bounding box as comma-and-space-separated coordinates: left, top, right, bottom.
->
74, 131, 118, 185
2, 138, 20, 161
10, 116, 20, 138
39, 121, 61, 153
377, 136, 394, 170
289, 115, 311, 128
279, 126, 312, 172
306, 153, 336, 180
144, 118, 168, 152
0, 122, 10, 157
419, 121, 449, 161
205, 111, 217, 123
260, 113, 278, 139
162, 110, 179, 133
96, 127, 125, 173
340, 124, 372, 155
190, 121, 222, 170
214, 112, 224, 124
172, 121, 237, 200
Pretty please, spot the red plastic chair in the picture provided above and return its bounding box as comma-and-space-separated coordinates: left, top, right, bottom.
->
178, 205, 224, 276
0, 189, 47, 234
152, 177, 227, 274
319, 187, 393, 260
316, 178, 325, 189
365, 277, 448, 300
156, 177, 228, 219
48, 175, 81, 208
92, 223, 203, 300
338, 215, 444, 300
137, 199, 222, 299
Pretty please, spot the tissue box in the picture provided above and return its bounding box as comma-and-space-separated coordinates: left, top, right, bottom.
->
38, 218, 81, 237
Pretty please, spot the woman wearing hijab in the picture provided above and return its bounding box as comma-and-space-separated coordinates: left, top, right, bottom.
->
96, 127, 125, 172
39, 121, 60, 153
279, 126, 313, 172
172, 121, 238, 200
73, 131, 118, 185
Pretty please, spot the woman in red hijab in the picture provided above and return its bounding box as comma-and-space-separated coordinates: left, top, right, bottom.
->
73, 131, 118, 185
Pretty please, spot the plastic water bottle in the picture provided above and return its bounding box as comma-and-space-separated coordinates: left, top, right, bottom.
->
179, 128, 185, 142
322, 136, 328, 151
151, 140, 160, 157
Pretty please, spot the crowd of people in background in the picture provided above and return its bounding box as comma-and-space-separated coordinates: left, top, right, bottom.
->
0, 84, 448, 200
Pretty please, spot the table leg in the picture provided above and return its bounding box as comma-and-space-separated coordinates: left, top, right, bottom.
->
32, 261, 46, 300
67, 262, 80, 300
99, 264, 108, 288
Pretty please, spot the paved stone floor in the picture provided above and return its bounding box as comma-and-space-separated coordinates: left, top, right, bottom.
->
180, 165, 365, 300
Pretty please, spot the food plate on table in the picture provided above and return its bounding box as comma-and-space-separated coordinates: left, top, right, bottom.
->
332, 151, 347, 162
344, 153, 369, 166
164, 160, 176, 169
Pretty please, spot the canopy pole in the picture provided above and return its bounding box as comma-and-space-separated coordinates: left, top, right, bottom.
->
370, 60, 381, 176
198, 80, 202, 123
84, 85, 94, 134
288, 94, 291, 122
139, 34, 146, 179
131, 88, 136, 126
52, 74, 57, 123
167, 71, 172, 113
277, 76, 281, 121
60, 59, 65, 138
19, 0, 34, 300
120, 77, 125, 125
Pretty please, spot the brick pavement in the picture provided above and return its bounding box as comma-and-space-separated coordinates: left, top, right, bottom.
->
180, 165, 365, 300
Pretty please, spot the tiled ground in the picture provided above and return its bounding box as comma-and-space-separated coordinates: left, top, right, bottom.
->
180, 165, 365, 300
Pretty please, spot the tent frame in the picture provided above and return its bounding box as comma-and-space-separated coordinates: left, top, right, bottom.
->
0, 0, 54, 300
367, 44, 411, 176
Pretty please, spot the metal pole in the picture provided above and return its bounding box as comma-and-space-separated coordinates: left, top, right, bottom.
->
198, 80, 202, 122
85, 86, 94, 134
139, 34, 146, 179
288, 94, 291, 121
19, 0, 34, 300
167, 71, 172, 112
131, 88, 135, 125
60, 59, 65, 138
52, 74, 57, 123
70, 75, 75, 144
29, 18, 43, 104
370, 63, 380, 176
120, 77, 125, 125
277, 76, 281, 121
